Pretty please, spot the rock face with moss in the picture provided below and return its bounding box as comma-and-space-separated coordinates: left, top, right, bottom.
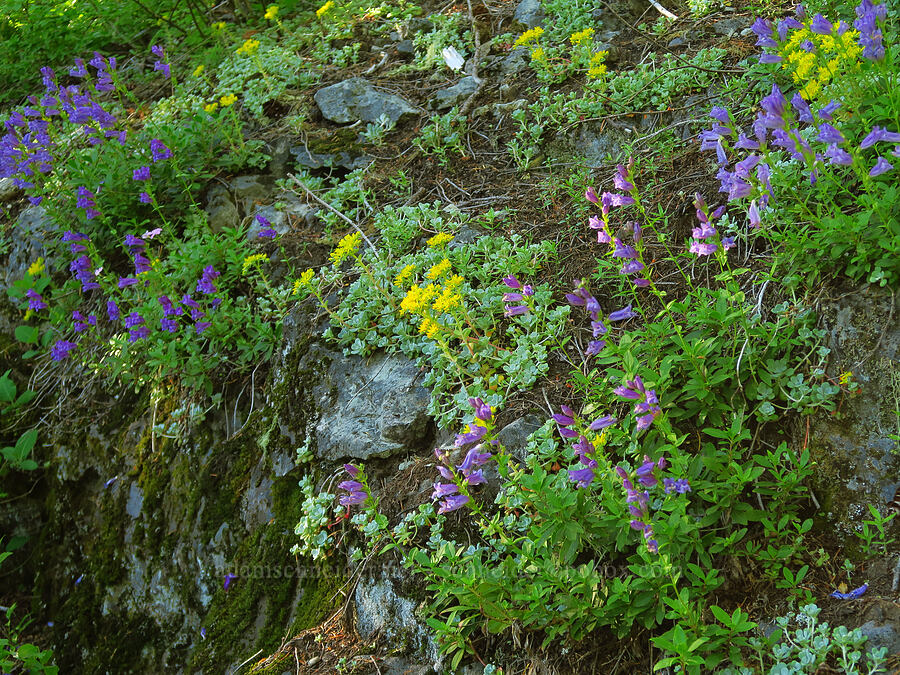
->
12, 302, 432, 672
809, 285, 900, 539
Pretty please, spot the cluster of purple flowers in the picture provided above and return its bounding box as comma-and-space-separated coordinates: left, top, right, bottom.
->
72, 310, 97, 333
26, 289, 47, 311
150, 138, 173, 163
586, 165, 650, 289
501, 274, 534, 317
614, 375, 662, 430
688, 194, 734, 257
76, 186, 100, 220
69, 254, 100, 292
151, 45, 171, 79
554, 405, 616, 488
566, 280, 636, 357
1, 57, 125, 206
255, 214, 277, 239
855, 0, 886, 60
431, 398, 495, 514
125, 311, 150, 342
338, 464, 369, 506
615, 455, 690, 554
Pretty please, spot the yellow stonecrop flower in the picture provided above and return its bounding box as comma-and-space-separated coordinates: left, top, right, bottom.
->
264, 4, 279, 20
570, 27, 594, 46
204, 102, 219, 113
839, 371, 854, 386
193, 64, 205, 77
588, 51, 608, 79
212, 21, 227, 30
418, 317, 441, 339
432, 287, 462, 313
330, 231, 362, 267
425, 258, 451, 280
400, 283, 437, 315
236, 39, 260, 56
444, 274, 464, 292
242, 253, 269, 275
530, 47, 547, 64
426, 232, 454, 247
779, 24, 862, 100
316, 0, 334, 18
394, 264, 416, 286
27, 257, 44, 276
293, 269, 315, 294
514, 26, 544, 48
219, 94, 237, 107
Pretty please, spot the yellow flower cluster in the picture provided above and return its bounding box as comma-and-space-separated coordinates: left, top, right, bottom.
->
399, 269, 465, 341
530, 47, 547, 64
204, 102, 219, 113
426, 232, 454, 247
514, 26, 544, 48
27, 258, 44, 276
220, 94, 237, 106
242, 253, 269, 275
394, 264, 416, 286
212, 21, 227, 30
588, 51, 608, 79
418, 317, 441, 338
779, 25, 861, 100
400, 283, 437, 315
432, 285, 462, 313
193, 64, 205, 77
425, 258, 451, 280
236, 39, 260, 56
264, 4, 279, 20
838, 371, 854, 386
570, 27, 594, 46
293, 268, 315, 294
330, 231, 362, 267
316, 0, 334, 18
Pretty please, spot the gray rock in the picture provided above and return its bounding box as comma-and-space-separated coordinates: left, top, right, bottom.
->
713, 17, 750, 36
396, 39, 415, 56
560, 121, 630, 167
3, 205, 55, 294
512, 0, 544, 29
810, 286, 900, 537
314, 77, 418, 125
289, 145, 372, 171
500, 48, 530, 76
205, 185, 240, 232
126, 483, 144, 519
496, 414, 543, 455
859, 621, 900, 656
668, 36, 687, 48
0, 176, 22, 202
313, 349, 433, 461
231, 174, 275, 212
355, 570, 439, 662
432, 76, 479, 110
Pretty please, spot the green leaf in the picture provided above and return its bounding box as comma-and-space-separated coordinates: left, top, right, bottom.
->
14, 325, 38, 344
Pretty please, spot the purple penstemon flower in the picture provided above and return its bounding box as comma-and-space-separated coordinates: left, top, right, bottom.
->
869, 157, 893, 177
223, 573, 237, 591
132, 166, 150, 181
613, 163, 634, 191
860, 126, 900, 149
25, 289, 47, 311
608, 304, 637, 322
51, 339, 78, 361
150, 138, 172, 162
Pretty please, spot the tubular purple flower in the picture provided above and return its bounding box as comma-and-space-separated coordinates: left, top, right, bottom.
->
139, 191, 152, 204
160, 317, 178, 333
132, 166, 150, 181
586, 340, 605, 356
338, 480, 364, 492
690, 241, 718, 256
118, 277, 138, 288
620, 260, 644, 275
558, 426, 578, 439
790, 94, 814, 123
195, 322, 211, 334
502, 275, 522, 289
585, 187, 599, 204
612, 238, 637, 259
128, 325, 150, 342
817, 123, 845, 144
223, 573, 237, 591
340, 491, 367, 506
709, 106, 730, 124
504, 305, 528, 317
817, 100, 841, 120
748, 201, 761, 228
552, 411, 575, 426
468, 397, 492, 422
589, 415, 615, 430
751, 17, 778, 48
869, 157, 893, 176
613, 164, 634, 191
458, 446, 492, 471
568, 466, 595, 488
759, 53, 783, 64
455, 423, 487, 447
810, 13, 832, 34
860, 126, 900, 149
258, 229, 277, 238
591, 320, 607, 337
825, 144, 853, 166
438, 494, 469, 513
608, 304, 637, 321
344, 464, 361, 478
154, 62, 170, 78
